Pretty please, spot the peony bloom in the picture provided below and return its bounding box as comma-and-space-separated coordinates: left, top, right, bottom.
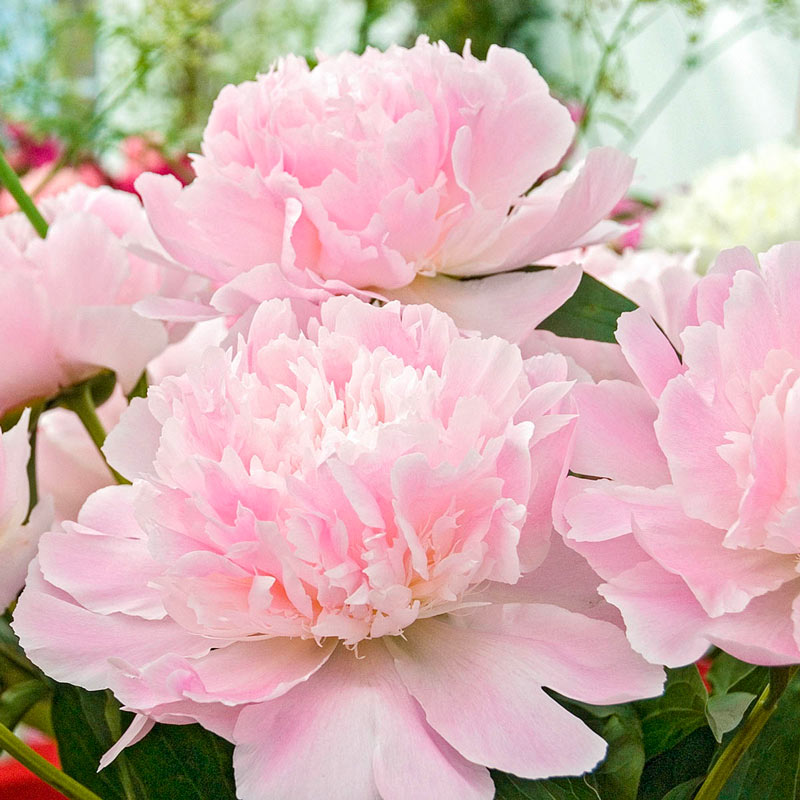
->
0, 184, 196, 417
15, 297, 663, 799
0, 411, 52, 612
558, 241, 800, 667
136, 37, 634, 343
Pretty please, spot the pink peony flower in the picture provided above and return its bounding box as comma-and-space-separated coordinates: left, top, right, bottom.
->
0, 411, 52, 611
136, 37, 634, 344
558, 241, 800, 666
0, 184, 199, 417
2, 123, 61, 172
14, 296, 663, 798
111, 136, 193, 196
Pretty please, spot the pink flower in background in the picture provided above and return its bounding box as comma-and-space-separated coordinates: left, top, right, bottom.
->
111, 136, 192, 196
609, 196, 656, 250
2, 123, 61, 172
14, 296, 663, 799
0, 411, 52, 611
558, 241, 800, 667
136, 37, 634, 344
0, 184, 204, 417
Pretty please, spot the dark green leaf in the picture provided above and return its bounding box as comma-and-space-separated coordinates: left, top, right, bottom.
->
717, 668, 800, 799
637, 726, 717, 800
53, 370, 117, 412
592, 709, 644, 800
635, 666, 708, 760
536, 269, 637, 343
0, 680, 49, 730
707, 652, 768, 698
492, 770, 602, 799
124, 719, 237, 800
51, 684, 129, 800
704, 692, 756, 743
126, 370, 149, 402
661, 776, 704, 800
51, 683, 237, 800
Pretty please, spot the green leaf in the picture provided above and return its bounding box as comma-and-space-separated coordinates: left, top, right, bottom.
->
535, 269, 637, 343
492, 770, 602, 799
707, 652, 768, 698
635, 666, 708, 760
51, 685, 129, 800
124, 719, 237, 800
592, 708, 644, 800
637, 726, 717, 800
54, 370, 117, 412
51, 683, 237, 800
716, 669, 800, 799
704, 692, 756, 743
0, 680, 49, 731
661, 776, 705, 800
126, 370, 149, 402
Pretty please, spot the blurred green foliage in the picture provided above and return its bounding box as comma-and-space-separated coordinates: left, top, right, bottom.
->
1, 0, 798, 166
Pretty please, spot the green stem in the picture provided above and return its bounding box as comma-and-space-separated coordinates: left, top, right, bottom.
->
24, 403, 45, 524
103, 692, 137, 800
694, 666, 798, 800
622, 13, 765, 150
0, 720, 104, 800
0, 148, 49, 238
578, 0, 640, 139
63, 383, 130, 485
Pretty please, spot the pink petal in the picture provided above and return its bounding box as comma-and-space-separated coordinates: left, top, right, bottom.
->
232, 642, 492, 800
571, 380, 670, 487
384, 265, 582, 344
387, 617, 608, 779
185, 637, 337, 705
656, 374, 742, 528
600, 560, 713, 667
13, 563, 210, 691
615, 308, 684, 399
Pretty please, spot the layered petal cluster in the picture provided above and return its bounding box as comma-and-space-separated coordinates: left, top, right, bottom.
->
136, 37, 633, 341
15, 297, 663, 799
559, 242, 800, 666
36, 319, 228, 524
0, 411, 52, 611
0, 185, 192, 417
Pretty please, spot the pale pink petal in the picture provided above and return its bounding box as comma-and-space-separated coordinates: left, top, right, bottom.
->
13, 563, 210, 690
384, 265, 582, 343
463, 602, 664, 704
185, 637, 337, 705
571, 380, 670, 487
387, 617, 608, 779
656, 374, 742, 527
707, 580, 800, 666
233, 643, 492, 800
600, 560, 714, 667
615, 308, 684, 399
472, 148, 635, 272
478, 535, 621, 625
